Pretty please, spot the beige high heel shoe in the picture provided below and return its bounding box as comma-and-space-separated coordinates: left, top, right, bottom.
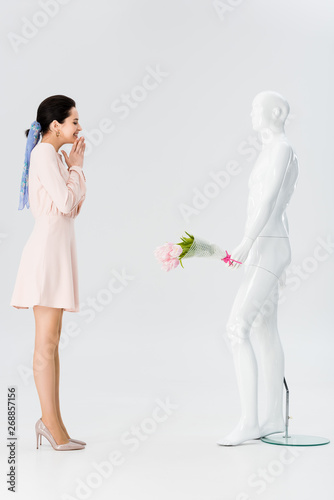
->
70, 438, 87, 445
36, 417, 87, 446
35, 419, 85, 451
38, 434, 87, 446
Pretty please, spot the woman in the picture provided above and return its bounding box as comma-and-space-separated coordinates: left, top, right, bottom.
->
10, 95, 87, 451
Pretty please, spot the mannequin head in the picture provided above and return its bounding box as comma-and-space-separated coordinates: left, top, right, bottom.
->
251, 91, 290, 133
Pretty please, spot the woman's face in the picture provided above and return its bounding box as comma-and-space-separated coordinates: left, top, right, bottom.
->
56, 107, 83, 143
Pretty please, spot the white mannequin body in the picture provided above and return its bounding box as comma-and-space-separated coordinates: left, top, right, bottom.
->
218, 91, 299, 446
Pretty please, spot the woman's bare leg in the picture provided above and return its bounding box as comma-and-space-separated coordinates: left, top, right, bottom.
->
54, 308, 71, 439
33, 305, 69, 445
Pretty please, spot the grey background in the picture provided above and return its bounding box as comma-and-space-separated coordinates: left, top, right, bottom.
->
1, 1, 334, 499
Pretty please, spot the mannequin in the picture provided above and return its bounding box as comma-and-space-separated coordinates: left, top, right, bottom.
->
218, 91, 299, 446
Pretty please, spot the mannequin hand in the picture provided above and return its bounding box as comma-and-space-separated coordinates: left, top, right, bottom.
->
225, 236, 254, 270
61, 136, 86, 170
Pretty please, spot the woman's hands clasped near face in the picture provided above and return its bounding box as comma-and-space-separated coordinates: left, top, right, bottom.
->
61, 136, 86, 170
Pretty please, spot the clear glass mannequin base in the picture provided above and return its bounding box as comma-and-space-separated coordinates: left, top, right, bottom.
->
261, 433, 330, 446
261, 379, 330, 446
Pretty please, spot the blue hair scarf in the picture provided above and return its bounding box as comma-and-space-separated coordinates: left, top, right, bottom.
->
18, 120, 42, 210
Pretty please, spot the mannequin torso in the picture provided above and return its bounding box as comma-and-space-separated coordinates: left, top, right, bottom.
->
246, 141, 298, 238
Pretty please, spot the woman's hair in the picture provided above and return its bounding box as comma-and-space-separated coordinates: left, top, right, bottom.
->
24, 94, 76, 138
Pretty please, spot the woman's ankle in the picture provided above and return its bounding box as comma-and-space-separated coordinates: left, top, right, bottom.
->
58, 419, 70, 438
41, 415, 61, 430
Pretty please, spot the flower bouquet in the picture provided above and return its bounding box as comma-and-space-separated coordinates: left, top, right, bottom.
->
154, 231, 242, 271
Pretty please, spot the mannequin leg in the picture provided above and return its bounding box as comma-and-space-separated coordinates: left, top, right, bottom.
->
251, 282, 285, 436
217, 336, 260, 446
218, 265, 279, 445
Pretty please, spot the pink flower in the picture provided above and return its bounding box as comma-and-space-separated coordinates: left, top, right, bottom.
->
162, 258, 180, 272
154, 242, 174, 261
154, 243, 182, 271
169, 244, 182, 258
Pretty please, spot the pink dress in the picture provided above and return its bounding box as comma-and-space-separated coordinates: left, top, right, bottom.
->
10, 142, 87, 312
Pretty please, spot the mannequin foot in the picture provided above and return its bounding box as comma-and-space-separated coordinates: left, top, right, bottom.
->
217, 420, 261, 446
260, 418, 285, 438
